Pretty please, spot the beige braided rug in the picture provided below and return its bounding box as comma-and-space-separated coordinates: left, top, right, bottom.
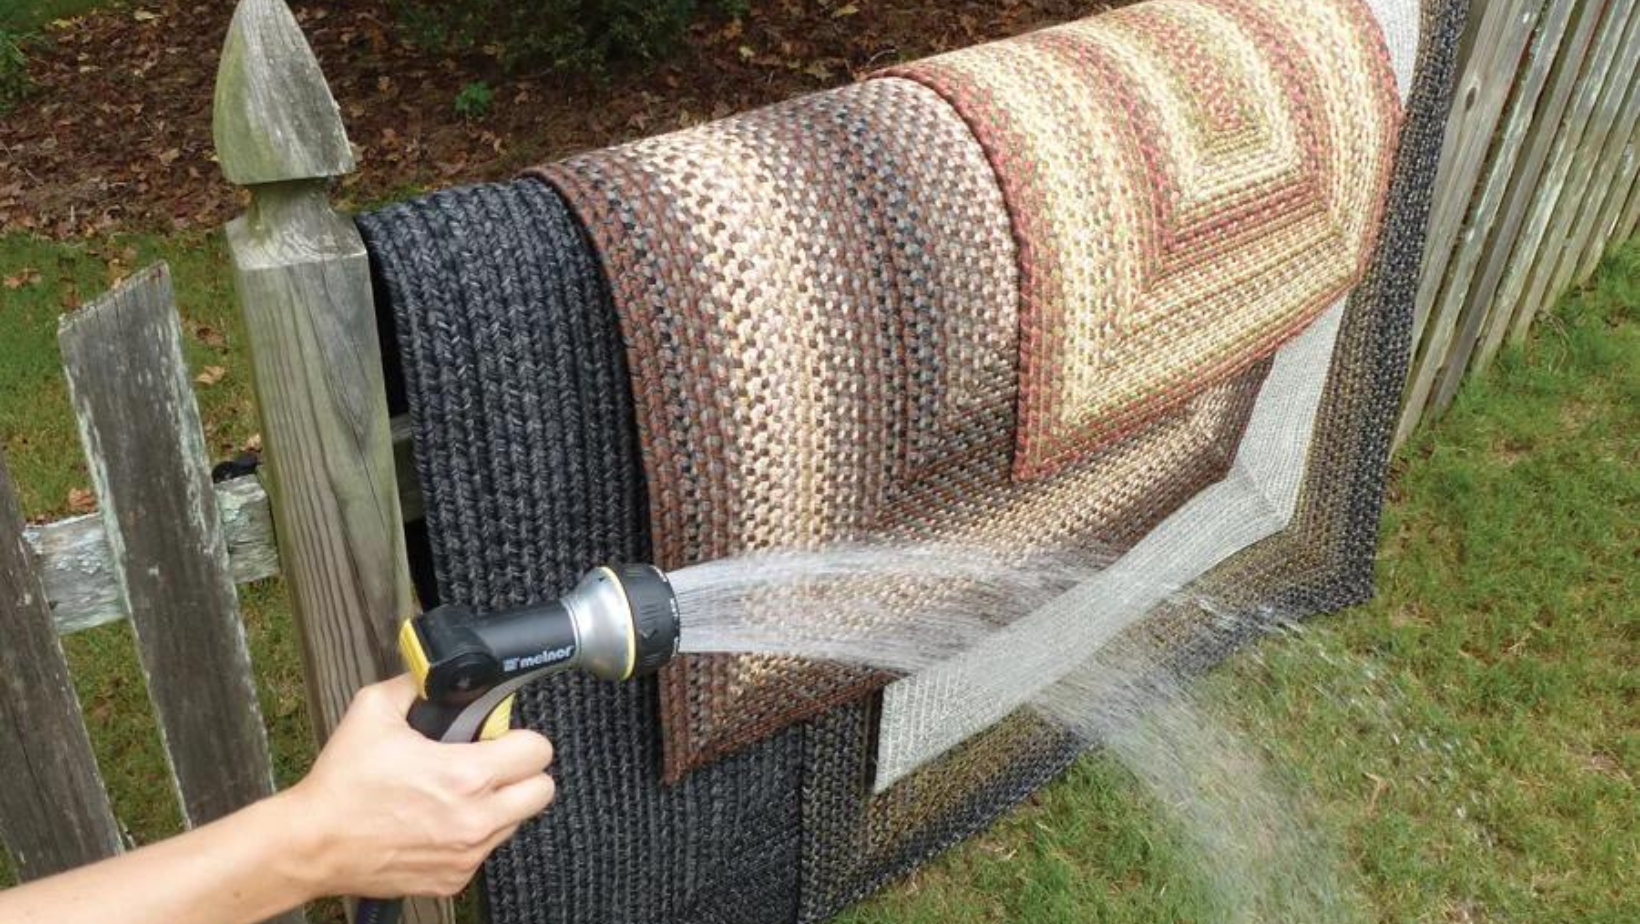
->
536, 73, 1274, 779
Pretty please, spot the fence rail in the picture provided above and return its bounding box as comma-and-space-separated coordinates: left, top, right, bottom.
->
0, 0, 1634, 918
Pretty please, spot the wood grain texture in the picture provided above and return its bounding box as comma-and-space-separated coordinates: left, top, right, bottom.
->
1555, 17, 1640, 287
215, 6, 443, 918
1463, 0, 1608, 378
1571, 74, 1640, 282
30, 477, 279, 635
1512, 1, 1640, 336
59, 265, 292, 857
224, 183, 412, 740
1481, 0, 1633, 372
0, 450, 124, 881
31, 418, 420, 637
213, 0, 353, 184
1620, 159, 1640, 239
1399, 0, 1548, 444
1412, 0, 1542, 349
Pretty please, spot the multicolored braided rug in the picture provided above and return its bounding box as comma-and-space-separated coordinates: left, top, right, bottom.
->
361, 0, 1466, 919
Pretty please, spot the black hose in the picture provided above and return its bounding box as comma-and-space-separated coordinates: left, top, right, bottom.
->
353, 898, 401, 924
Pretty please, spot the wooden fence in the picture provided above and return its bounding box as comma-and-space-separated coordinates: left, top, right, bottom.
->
0, 0, 1633, 921
1399, 0, 1640, 443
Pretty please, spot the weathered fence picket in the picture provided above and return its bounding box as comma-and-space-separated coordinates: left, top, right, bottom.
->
1497, 0, 1639, 353
1411, 0, 1542, 352
0, 451, 123, 882
1545, 9, 1640, 303
1571, 76, 1639, 281
59, 265, 289, 847
1399, 0, 1638, 441
1622, 165, 1640, 238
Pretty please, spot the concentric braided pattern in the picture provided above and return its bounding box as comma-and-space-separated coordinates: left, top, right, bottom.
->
359, 0, 1464, 918
801, 0, 1463, 915
537, 76, 1267, 779
887, 0, 1403, 479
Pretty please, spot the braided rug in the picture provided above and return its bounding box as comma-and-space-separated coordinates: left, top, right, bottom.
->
800, 0, 1464, 915
358, 180, 809, 924
886, 0, 1404, 480
360, 0, 1464, 919
536, 72, 1273, 782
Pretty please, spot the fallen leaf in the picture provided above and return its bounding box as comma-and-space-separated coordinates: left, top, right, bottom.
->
193, 324, 227, 349
833, 4, 860, 17
195, 365, 227, 386
133, 9, 158, 22
243, 432, 263, 453
3, 268, 40, 289
67, 488, 96, 514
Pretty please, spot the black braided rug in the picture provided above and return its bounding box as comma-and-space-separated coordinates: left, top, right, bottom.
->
359, 179, 805, 924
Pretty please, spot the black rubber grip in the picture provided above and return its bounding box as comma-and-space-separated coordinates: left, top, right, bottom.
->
349, 698, 466, 924
407, 697, 466, 741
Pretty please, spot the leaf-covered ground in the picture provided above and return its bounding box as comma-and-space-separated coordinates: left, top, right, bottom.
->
1, 0, 1093, 237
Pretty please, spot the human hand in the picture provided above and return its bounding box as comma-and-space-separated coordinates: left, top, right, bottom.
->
280, 674, 557, 900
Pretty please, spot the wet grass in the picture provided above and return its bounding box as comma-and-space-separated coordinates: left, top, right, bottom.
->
841, 238, 1638, 923
0, 231, 1634, 921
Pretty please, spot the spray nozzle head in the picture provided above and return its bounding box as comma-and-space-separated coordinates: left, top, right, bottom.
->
561, 563, 681, 681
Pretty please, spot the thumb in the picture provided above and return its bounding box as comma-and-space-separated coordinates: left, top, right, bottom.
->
369, 673, 423, 715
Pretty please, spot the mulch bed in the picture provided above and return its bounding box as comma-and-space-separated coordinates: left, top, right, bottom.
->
1, 0, 1095, 238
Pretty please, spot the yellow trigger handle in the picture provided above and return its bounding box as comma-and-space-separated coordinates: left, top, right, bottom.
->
399, 619, 432, 697
480, 695, 516, 741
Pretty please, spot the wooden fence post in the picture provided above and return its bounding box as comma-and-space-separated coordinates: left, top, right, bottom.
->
214, 0, 412, 740
214, 3, 446, 921
0, 451, 123, 881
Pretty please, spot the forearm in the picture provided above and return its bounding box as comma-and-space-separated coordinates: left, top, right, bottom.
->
0, 791, 320, 924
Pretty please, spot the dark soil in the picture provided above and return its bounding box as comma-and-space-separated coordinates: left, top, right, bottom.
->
1, 0, 1100, 238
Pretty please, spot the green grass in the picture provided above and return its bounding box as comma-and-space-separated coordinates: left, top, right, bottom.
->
840, 239, 1639, 923
0, 0, 117, 33
0, 230, 1634, 922
0, 231, 313, 901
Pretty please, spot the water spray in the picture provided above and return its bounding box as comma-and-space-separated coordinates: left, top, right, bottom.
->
355, 563, 681, 924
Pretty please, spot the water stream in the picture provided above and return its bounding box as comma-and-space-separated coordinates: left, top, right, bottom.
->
667, 543, 1376, 922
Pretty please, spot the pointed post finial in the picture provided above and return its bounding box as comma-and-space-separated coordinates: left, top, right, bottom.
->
213, 0, 354, 184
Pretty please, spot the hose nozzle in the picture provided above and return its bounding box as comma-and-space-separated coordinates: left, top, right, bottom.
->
398, 563, 680, 743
